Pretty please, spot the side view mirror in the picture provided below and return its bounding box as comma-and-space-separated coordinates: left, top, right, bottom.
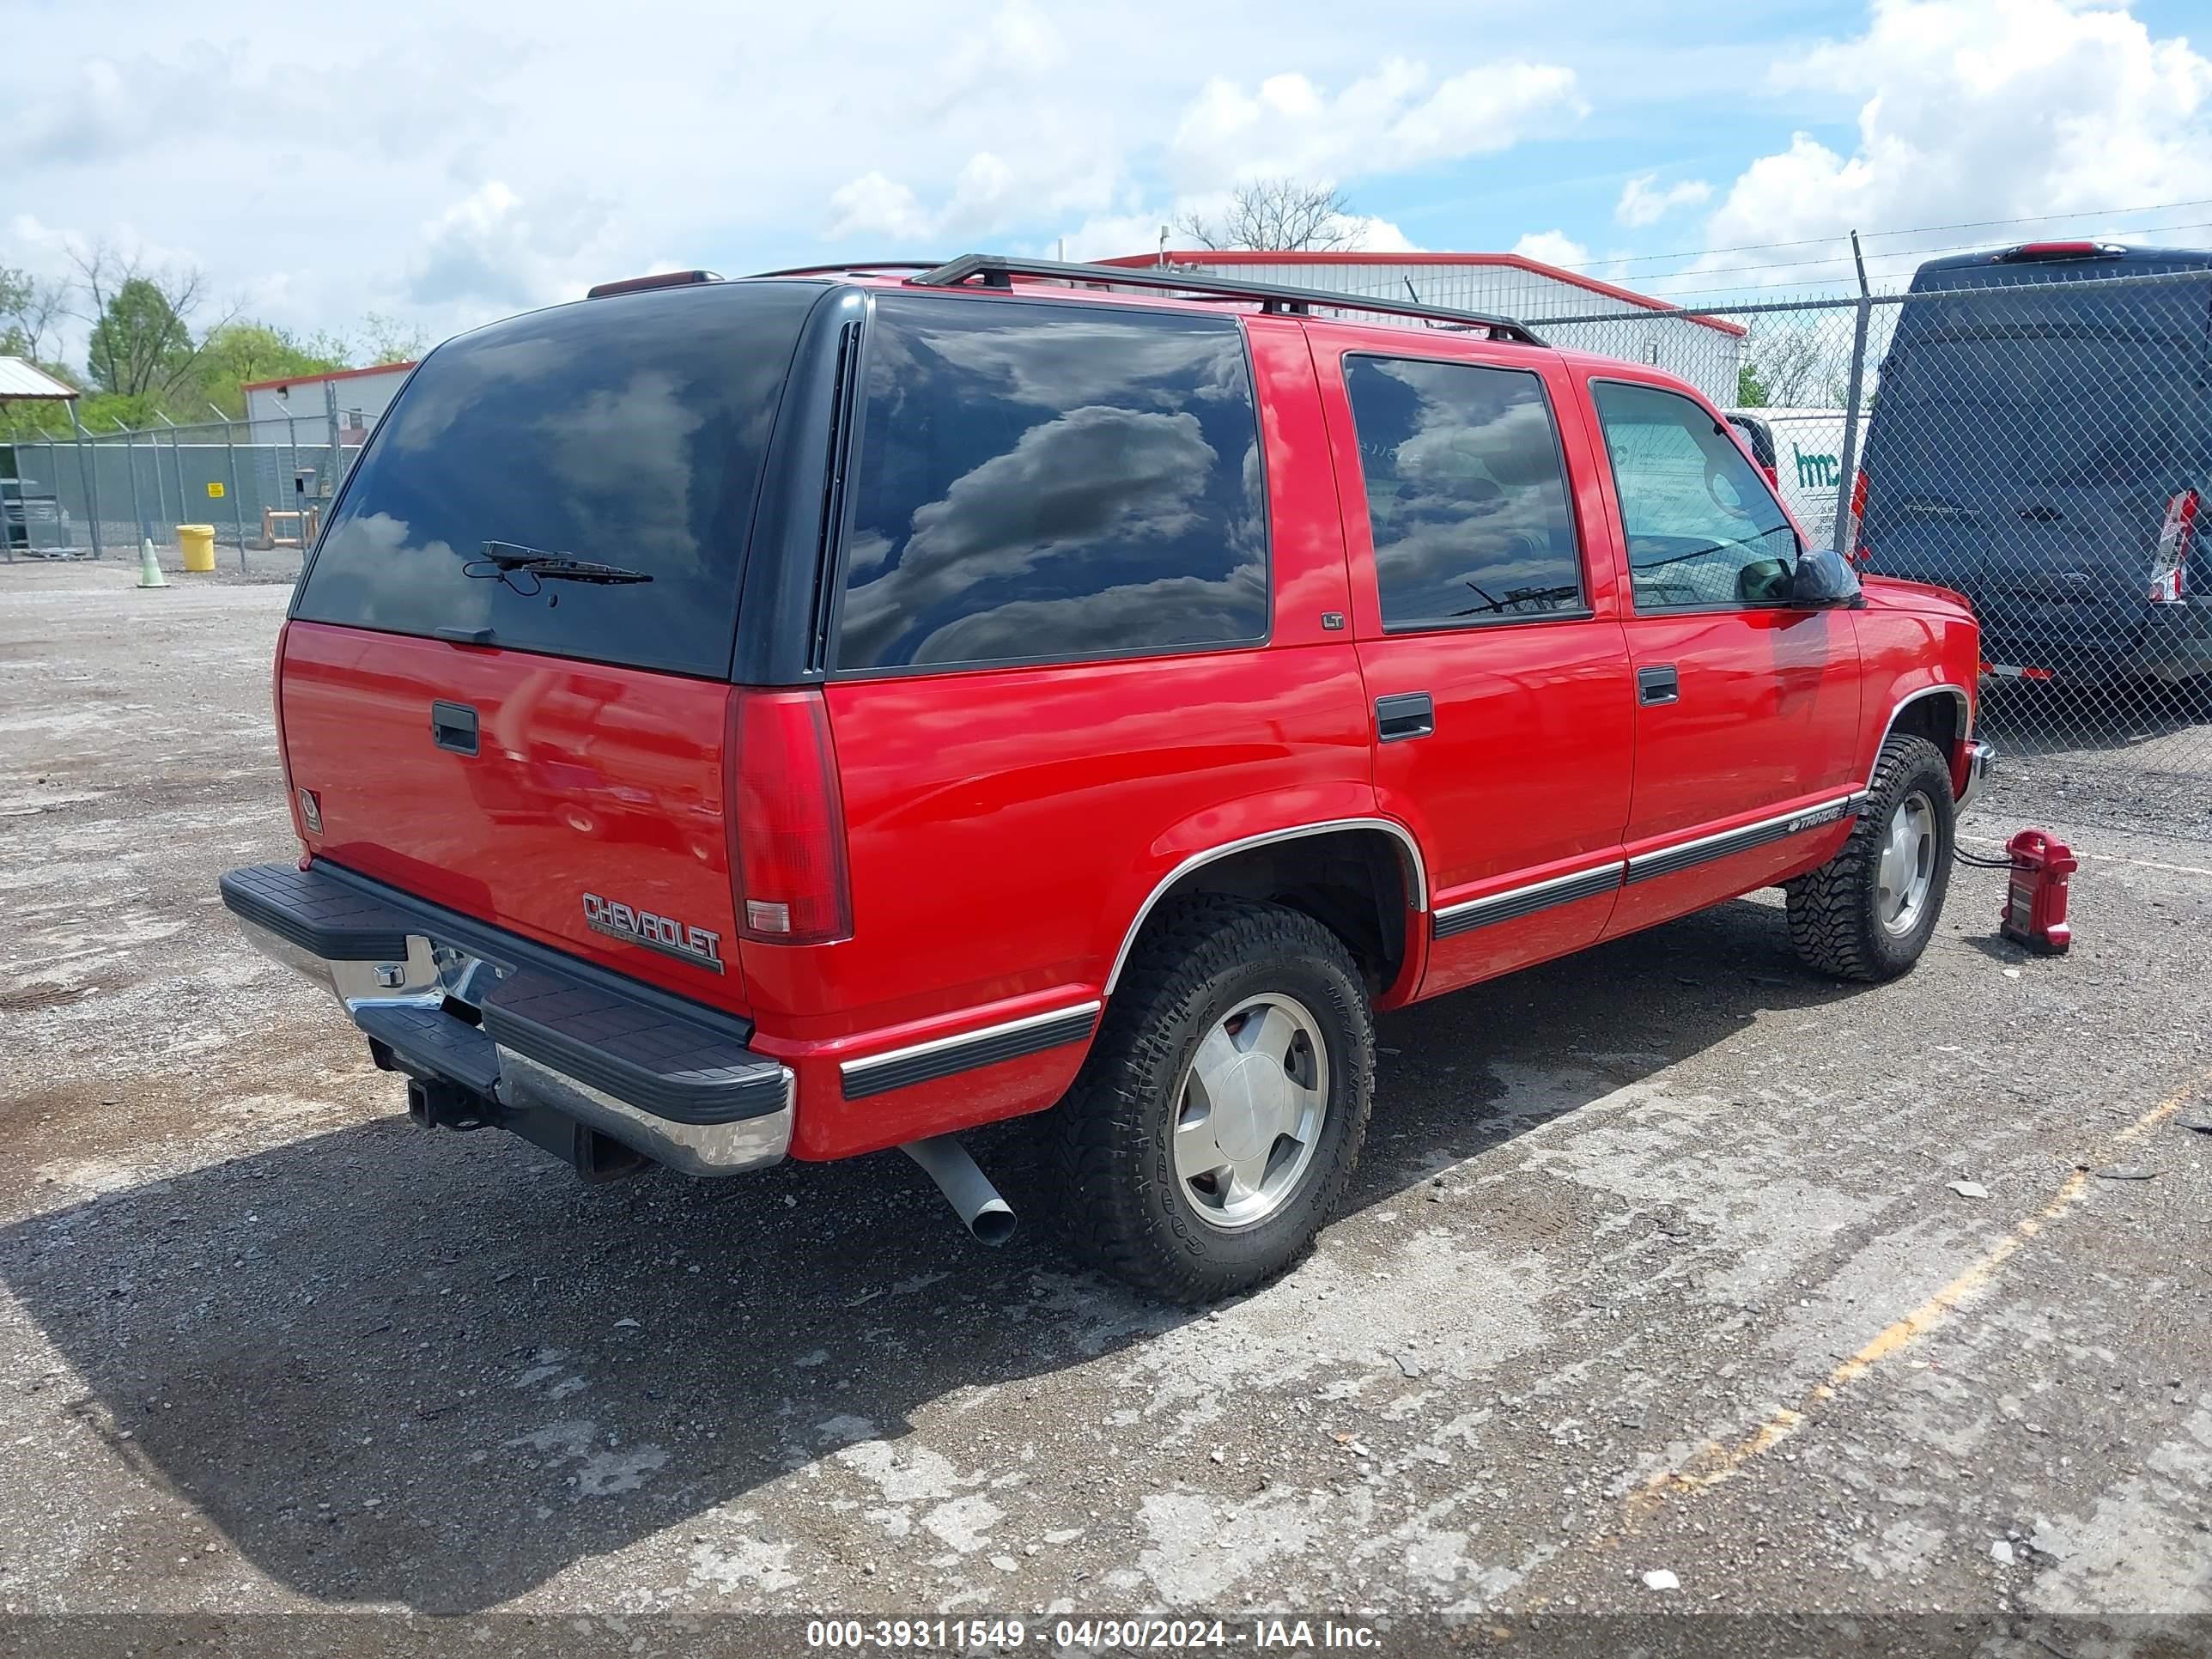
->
1790, 544, 1866, 609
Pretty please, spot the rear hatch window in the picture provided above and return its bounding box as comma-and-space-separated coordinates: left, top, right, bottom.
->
294, 281, 823, 678
1876, 331, 2200, 491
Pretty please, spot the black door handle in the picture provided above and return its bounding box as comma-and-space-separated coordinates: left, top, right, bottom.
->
1638, 665, 1680, 707
431, 700, 479, 756
1376, 692, 1435, 743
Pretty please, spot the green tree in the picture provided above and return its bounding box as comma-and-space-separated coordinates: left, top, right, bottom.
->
71, 243, 240, 410
191, 322, 350, 417
78, 392, 163, 430
1735, 360, 1769, 406
354, 312, 430, 365
86, 276, 197, 398
1739, 319, 1850, 409
0, 270, 84, 438
1, 264, 70, 367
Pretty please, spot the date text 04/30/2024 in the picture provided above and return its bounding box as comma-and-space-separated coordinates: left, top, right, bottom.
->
803, 1618, 1382, 1650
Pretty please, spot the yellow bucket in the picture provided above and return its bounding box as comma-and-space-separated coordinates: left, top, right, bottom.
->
178, 524, 216, 573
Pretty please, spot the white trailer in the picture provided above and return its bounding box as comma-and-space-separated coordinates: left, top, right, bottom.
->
243, 362, 416, 448
1723, 406, 1866, 548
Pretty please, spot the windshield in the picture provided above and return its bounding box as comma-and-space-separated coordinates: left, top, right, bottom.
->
294, 281, 823, 678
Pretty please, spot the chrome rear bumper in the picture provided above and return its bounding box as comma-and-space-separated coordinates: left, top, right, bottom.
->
1958, 738, 1996, 814
221, 863, 792, 1176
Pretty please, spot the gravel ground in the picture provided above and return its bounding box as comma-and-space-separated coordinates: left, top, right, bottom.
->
2, 561, 2208, 1654
9, 540, 305, 586
1978, 680, 2212, 844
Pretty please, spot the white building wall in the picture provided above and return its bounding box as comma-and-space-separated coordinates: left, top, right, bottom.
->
246, 365, 413, 447
1150, 258, 1743, 404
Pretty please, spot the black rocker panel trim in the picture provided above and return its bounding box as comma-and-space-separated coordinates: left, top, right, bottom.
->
1431, 863, 1624, 940
841, 1006, 1099, 1101
1624, 797, 1862, 886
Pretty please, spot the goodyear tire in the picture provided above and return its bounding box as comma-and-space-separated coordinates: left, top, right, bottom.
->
1052, 896, 1374, 1304
1785, 734, 1956, 982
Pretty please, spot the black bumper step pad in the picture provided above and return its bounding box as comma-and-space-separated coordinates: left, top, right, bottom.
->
351, 1003, 503, 1097
481, 969, 786, 1126
218, 864, 415, 962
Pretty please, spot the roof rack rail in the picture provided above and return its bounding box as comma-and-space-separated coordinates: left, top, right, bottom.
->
744, 259, 942, 279
907, 253, 1547, 346
586, 270, 721, 299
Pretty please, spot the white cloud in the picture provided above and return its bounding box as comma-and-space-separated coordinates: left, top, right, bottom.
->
1060, 211, 1177, 264
827, 173, 935, 243
814, 3, 1135, 245
829, 146, 1114, 243
14, 46, 302, 167
836, 54, 1573, 252
0, 0, 1597, 352
404, 182, 623, 316
929, 0, 1068, 108
1170, 60, 1583, 185
1700, 0, 2212, 286
1340, 216, 1423, 253
1614, 173, 1711, 228
1511, 230, 1590, 269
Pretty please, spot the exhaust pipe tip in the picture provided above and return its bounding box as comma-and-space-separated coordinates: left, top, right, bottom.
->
901, 1133, 1018, 1248
967, 1200, 1018, 1248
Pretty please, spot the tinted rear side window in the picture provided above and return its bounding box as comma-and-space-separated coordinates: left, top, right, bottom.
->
294, 281, 822, 678
836, 295, 1268, 672
1342, 356, 1583, 628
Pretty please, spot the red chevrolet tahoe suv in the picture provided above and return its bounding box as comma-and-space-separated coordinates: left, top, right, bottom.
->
222, 256, 1992, 1302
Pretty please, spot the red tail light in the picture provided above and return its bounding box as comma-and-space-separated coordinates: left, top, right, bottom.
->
1848, 467, 1871, 565
1760, 462, 1779, 488
2150, 489, 2198, 604
272, 619, 310, 850
727, 689, 853, 945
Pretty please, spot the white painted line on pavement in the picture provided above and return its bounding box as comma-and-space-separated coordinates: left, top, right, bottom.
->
1960, 832, 2212, 880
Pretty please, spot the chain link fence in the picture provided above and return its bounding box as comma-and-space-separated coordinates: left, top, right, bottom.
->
1527, 264, 2212, 842
2, 408, 360, 580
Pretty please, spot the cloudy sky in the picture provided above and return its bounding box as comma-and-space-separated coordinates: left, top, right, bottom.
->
7, 0, 2212, 355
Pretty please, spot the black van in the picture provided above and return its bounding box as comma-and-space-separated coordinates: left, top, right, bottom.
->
1855, 242, 2212, 686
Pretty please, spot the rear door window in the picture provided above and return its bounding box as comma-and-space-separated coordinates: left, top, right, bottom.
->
835, 295, 1268, 672
294, 281, 823, 678
1341, 355, 1583, 628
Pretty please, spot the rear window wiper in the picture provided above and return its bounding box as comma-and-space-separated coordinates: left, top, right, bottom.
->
465, 540, 654, 586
